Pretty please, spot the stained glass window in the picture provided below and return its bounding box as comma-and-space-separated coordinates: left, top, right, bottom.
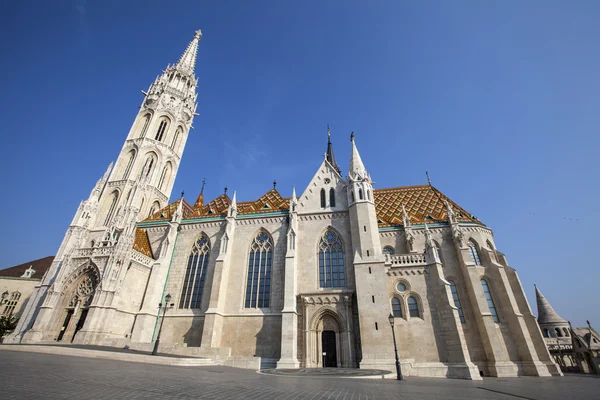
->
245, 231, 273, 308
383, 246, 394, 255
449, 280, 465, 323
179, 234, 211, 309
318, 229, 345, 288
481, 279, 499, 323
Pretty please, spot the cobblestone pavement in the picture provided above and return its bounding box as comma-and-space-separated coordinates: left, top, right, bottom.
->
1, 350, 598, 400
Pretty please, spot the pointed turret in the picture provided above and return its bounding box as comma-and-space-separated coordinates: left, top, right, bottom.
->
176, 30, 202, 76
325, 125, 341, 173
348, 132, 369, 181
535, 285, 567, 324
229, 191, 237, 217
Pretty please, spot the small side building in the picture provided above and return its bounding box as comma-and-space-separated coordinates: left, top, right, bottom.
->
535, 284, 600, 374
0, 256, 54, 319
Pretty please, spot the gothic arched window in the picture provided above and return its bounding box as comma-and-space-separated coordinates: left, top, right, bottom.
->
148, 201, 161, 217
481, 279, 499, 322
245, 231, 273, 308
104, 191, 119, 226
155, 118, 169, 142
329, 188, 335, 207
318, 229, 345, 288
140, 114, 151, 138
367, 189, 371, 201
359, 189, 363, 200
448, 280, 465, 323
158, 163, 172, 192
408, 296, 420, 318
350, 190, 355, 203
468, 240, 481, 265
391, 297, 402, 318
122, 150, 136, 179
544, 328, 551, 338
320, 189, 326, 208
179, 234, 211, 309
171, 127, 182, 152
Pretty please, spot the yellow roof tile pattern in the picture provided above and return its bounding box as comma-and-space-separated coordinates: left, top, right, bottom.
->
374, 185, 483, 227
133, 227, 153, 258
189, 193, 231, 218
237, 189, 290, 215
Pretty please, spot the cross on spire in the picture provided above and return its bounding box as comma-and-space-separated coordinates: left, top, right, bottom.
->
273, 180, 277, 189
200, 177, 206, 194
224, 186, 228, 195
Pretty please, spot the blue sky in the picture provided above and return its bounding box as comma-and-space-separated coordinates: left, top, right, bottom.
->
1, 1, 598, 327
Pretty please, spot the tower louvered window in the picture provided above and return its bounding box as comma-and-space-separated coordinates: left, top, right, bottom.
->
318, 229, 345, 288
481, 279, 499, 323
179, 234, 210, 309
155, 120, 168, 142
448, 280, 465, 323
245, 231, 273, 308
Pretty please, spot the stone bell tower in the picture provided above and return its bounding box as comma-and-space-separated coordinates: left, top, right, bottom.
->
10, 31, 203, 344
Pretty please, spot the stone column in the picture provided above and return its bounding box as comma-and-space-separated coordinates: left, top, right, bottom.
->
276, 228, 299, 368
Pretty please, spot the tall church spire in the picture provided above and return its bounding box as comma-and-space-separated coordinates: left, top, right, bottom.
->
535, 285, 567, 324
325, 125, 340, 173
348, 132, 369, 181
176, 30, 202, 75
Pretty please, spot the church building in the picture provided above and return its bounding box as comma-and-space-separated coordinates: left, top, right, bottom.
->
8, 31, 562, 379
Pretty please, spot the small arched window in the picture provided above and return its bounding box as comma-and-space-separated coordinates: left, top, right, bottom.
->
90, 240, 95, 248
382, 246, 394, 255
140, 114, 151, 138
320, 189, 326, 208
481, 279, 499, 323
155, 118, 168, 142
318, 229, 345, 288
148, 201, 161, 217
350, 190, 355, 203
359, 189, 363, 200
563, 328, 570, 337
329, 188, 335, 207
555, 328, 563, 337
104, 191, 119, 226
171, 127, 182, 151
468, 240, 482, 265
179, 234, 211, 309
122, 150, 136, 179
448, 280, 465, 323
407, 296, 420, 318
544, 328, 551, 338
245, 231, 273, 308
391, 297, 402, 318
140, 154, 157, 179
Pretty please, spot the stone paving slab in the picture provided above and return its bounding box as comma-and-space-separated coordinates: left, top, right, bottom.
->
1, 350, 599, 400
261, 367, 394, 378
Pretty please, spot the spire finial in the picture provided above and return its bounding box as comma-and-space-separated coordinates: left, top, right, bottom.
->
200, 177, 206, 194
350, 131, 355, 141
224, 186, 228, 195
327, 124, 331, 142
426, 171, 431, 185
176, 30, 202, 75
180, 191, 185, 199
273, 180, 277, 189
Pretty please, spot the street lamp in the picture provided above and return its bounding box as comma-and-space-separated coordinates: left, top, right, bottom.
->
152, 293, 173, 356
388, 313, 403, 380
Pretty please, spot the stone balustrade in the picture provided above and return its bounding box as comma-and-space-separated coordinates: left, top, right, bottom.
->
385, 253, 427, 267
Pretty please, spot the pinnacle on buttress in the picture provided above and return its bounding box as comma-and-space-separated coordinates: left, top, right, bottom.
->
534, 284, 567, 325
176, 29, 202, 75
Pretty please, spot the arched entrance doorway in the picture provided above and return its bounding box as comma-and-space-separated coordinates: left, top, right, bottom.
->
322, 330, 337, 367
307, 309, 344, 368
55, 266, 99, 343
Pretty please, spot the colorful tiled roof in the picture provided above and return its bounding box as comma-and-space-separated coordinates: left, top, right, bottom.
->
374, 185, 483, 227
133, 228, 153, 258
237, 189, 289, 215
189, 193, 231, 218
0, 256, 54, 279
145, 198, 194, 222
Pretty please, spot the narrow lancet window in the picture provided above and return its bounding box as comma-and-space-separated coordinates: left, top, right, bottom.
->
468, 240, 482, 265
359, 189, 363, 200
329, 188, 335, 207
179, 234, 211, 309
391, 297, 402, 318
481, 279, 499, 322
122, 150, 136, 179
449, 280, 465, 323
408, 296, 420, 318
155, 119, 168, 142
318, 229, 345, 288
320, 189, 326, 208
140, 114, 151, 138
104, 192, 119, 226
245, 231, 273, 308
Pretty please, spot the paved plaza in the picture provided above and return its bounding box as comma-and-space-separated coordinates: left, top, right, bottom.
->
1, 350, 599, 399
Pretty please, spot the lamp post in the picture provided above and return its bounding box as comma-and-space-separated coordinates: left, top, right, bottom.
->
388, 313, 403, 380
152, 293, 173, 356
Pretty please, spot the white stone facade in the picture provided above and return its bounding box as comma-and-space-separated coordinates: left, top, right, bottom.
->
8, 31, 562, 379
